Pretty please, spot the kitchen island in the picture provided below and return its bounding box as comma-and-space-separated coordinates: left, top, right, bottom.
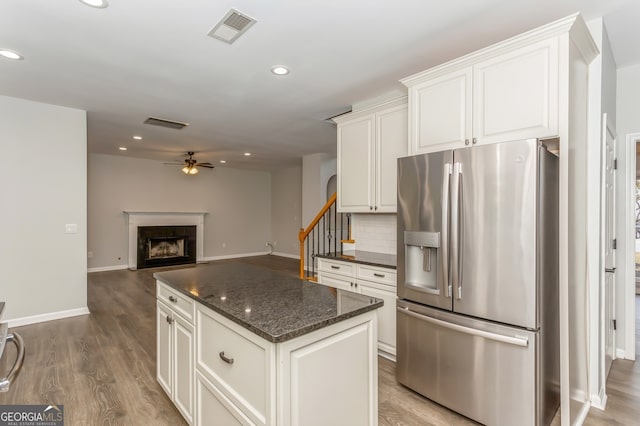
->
154, 263, 382, 426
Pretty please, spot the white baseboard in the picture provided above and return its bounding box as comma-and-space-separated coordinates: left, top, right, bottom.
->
88, 252, 299, 272
88, 264, 129, 273
590, 389, 608, 411
201, 251, 270, 262
573, 400, 591, 425
616, 348, 627, 359
272, 252, 300, 260
8, 307, 90, 328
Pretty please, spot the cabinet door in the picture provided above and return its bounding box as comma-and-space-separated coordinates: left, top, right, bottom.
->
173, 314, 194, 424
408, 67, 472, 155
472, 38, 558, 145
357, 280, 397, 358
376, 103, 408, 212
157, 301, 173, 397
337, 114, 375, 212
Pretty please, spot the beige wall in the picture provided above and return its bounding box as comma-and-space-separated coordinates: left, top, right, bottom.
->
0, 95, 87, 323
270, 165, 303, 257
88, 154, 272, 270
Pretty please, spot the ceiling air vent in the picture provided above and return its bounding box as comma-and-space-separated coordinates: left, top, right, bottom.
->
208, 9, 257, 44
144, 117, 189, 130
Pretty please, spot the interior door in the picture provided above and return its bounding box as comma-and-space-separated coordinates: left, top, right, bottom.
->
602, 113, 617, 378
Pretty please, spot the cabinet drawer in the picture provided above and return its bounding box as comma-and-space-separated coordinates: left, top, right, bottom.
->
317, 272, 355, 293
157, 281, 195, 322
196, 306, 273, 425
317, 259, 356, 278
357, 265, 396, 287
196, 370, 254, 426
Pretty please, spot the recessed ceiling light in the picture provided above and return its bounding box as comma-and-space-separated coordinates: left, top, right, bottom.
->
271, 65, 289, 76
133, 136, 142, 140
79, 0, 108, 8
0, 49, 23, 60
244, 152, 251, 156
119, 147, 127, 151
220, 160, 227, 164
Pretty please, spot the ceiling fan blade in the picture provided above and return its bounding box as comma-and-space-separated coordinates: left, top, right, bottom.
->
196, 162, 214, 167
164, 162, 185, 166
197, 165, 215, 169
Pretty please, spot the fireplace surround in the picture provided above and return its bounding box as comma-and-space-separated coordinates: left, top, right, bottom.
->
124, 211, 206, 270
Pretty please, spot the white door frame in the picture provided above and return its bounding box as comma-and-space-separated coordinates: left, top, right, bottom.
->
623, 132, 640, 361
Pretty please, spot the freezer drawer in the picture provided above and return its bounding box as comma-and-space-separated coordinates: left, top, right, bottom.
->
396, 300, 555, 426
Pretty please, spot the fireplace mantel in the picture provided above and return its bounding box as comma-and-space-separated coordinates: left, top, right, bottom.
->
124, 211, 207, 270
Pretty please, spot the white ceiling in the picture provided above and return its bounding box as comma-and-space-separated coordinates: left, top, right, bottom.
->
2, 0, 639, 170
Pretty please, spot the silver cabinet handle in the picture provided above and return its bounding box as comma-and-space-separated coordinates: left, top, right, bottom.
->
373, 273, 385, 278
369, 206, 373, 210
472, 137, 477, 145
219, 351, 234, 365
605, 267, 616, 273
464, 139, 470, 145
0, 332, 25, 392
166, 315, 173, 324
168, 296, 178, 303
374, 206, 378, 211
397, 307, 528, 347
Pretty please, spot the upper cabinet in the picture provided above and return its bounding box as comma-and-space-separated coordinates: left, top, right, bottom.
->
402, 37, 559, 155
335, 97, 408, 213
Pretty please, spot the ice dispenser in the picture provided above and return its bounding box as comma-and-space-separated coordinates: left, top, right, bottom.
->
404, 231, 440, 294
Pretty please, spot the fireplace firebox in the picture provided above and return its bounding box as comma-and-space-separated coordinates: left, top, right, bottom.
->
136, 225, 196, 269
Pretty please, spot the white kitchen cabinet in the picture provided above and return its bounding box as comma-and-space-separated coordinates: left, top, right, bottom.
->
317, 258, 397, 359
195, 304, 274, 426
403, 37, 559, 155
335, 97, 407, 213
278, 314, 378, 426
191, 299, 378, 426
157, 283, 195, 425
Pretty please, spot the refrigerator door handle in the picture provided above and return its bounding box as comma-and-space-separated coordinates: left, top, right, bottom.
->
441, 163, 452, 297
397, 307, 529, 347
450, 161, 462, 299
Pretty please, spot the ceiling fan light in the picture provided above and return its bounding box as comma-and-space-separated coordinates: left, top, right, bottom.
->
189, 167, 199, 175
182, 166, 190, 174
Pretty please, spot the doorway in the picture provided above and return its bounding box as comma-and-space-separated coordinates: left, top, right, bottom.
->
623, 132, 640, 362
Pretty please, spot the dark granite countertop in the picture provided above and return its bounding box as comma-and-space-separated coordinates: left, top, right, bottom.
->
316, 250, 397, 269
154, 263, 382, 343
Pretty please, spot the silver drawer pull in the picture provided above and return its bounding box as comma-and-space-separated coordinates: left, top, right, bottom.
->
168, 296, 178, 303
373, 273, 385, 278
166, 315, 173, 325
0, 332, 25, 392
219, 351, 234, 365
331, 265, 340, 270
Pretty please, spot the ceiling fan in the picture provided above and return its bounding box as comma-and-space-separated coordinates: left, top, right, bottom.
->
165, 151, 214, 175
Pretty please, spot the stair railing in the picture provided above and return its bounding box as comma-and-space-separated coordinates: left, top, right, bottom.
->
298, 192, 350, 280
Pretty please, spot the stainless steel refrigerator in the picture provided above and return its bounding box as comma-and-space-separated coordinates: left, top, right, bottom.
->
396, 138, 559, 426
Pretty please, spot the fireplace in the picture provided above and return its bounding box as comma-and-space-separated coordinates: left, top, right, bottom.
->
136, 225, 196, 269
124, 211, 206, 270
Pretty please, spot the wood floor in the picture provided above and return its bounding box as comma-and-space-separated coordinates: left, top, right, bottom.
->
0, 255, 638, 425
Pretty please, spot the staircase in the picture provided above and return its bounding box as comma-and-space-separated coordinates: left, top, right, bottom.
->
298, 192, 352, 280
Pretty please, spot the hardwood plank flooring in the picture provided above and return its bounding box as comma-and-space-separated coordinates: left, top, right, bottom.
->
0, 256, 638, 425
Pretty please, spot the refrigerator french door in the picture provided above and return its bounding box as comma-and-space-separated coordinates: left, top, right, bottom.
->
396, 139, 559, 426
